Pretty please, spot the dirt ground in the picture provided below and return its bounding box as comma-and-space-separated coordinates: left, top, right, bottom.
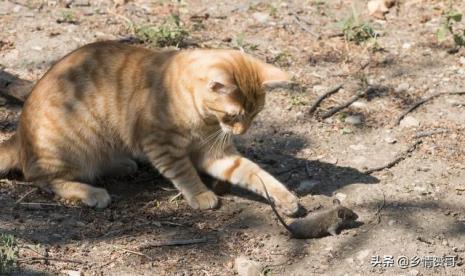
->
1, 0, 465, 275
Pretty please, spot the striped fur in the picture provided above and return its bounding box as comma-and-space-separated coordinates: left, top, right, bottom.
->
0, 41, 299, 215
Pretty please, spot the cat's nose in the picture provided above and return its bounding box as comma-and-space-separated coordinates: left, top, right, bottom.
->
232, 123, 247, 135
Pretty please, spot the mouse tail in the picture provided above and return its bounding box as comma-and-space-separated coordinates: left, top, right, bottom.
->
253, 173, 294, 234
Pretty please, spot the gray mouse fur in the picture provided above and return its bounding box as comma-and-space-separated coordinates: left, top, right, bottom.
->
257, 175, 358, 239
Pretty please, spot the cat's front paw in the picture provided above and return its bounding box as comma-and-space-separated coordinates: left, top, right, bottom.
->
276, 192, 300, 217
82, 187, 111, 209
188, 191, 219, 210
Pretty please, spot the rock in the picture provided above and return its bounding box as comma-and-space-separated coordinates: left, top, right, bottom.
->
235, 256, 263, 276
345, 115, 362, 125
402, 42, 412, 49
408, 269, 419, 276
395, 82, 410, 93
296, 180, 320, 194
384, 136, 397, 144
62, 270, 82, 276
252, 12, 269, 24
335, 192, 347, 202
295, 111, 305, 120
388, 219, 396, 226
356, 249, 370, 261
399, 116, 419, 128
351, 101, 367, 109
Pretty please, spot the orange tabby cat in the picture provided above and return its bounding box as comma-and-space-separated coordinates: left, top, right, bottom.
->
0, 41, 299, 216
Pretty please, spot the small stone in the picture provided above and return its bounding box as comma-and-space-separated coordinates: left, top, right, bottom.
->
62, 270, 82, 276
295, 111, 305, 120
384, 136, 397, 144
402, 42, 412, 49
351, 101, 367, 109
408, 269, 419, 276
252, 12, 269, 23
460, 56, 465, 65
388, 219, 396, 226
313, 85, 328, 95
235, 256, 262, 276
395, 82, 410, 93
296, 180, 320, 194
345, 257, 354, 264
356, 249, 370, 261
399, 116, 420, 128
345, 115, 362, 125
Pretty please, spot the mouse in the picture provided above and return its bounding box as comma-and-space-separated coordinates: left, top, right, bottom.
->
257, 175, 359, 239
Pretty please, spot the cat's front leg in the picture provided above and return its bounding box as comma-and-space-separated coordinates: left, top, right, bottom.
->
144, 145, 218, 210
202, 155, 299, 216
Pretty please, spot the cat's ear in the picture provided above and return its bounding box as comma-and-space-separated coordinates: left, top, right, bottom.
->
255, 60, 291, 90
207, 80, 237, 94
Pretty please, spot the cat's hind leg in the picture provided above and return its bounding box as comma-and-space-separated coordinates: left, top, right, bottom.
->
49, 179, 111, 208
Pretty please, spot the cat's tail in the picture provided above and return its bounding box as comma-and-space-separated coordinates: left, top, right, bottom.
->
0, 134, 20, 175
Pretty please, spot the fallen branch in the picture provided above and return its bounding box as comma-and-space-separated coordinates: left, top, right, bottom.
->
321, 86, 378, 119
396, 92, 465, 125
138, 237, 208, 250
291, 13, 319, 38
18, 257, 84, 264
308, 84, 343, 114
363, 140, 422, 174
414, 128, 449, 139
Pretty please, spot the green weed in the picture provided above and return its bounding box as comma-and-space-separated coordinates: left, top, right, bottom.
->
336, 6, 376, 44
135, 14, 189, 47
0, 234, 18, 274
437, 1, 465, 47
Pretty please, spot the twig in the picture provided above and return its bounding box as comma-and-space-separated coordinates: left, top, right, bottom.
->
18, 257, 84, 264
396, 92, 465, 125
138, 237, 208, 250
308, 84, 343, 114
363, 140, 422, 174
373, 193, 386, 224
414, 128, 449, 139
19, 202, 61, 206
321, 86, 377, 119
291, 13, 319, 38
15, 188, 38, 204
119, 248, 153, 261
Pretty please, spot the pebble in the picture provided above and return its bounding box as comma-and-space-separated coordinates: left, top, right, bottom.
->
384, 136, 397, 144
408, 269, 419, 276
345, 115, 362, 125
351, 101, 367, 109
252, 12, 269, 24
395, 82, 410, 93
62, 270, 82, 276
235, 256, 262, 276
459, 56, 465, 65
399, 116, 420, 128
356, 249, 370, 261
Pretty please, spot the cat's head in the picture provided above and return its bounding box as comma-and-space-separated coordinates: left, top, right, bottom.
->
199, 50, 290, 135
